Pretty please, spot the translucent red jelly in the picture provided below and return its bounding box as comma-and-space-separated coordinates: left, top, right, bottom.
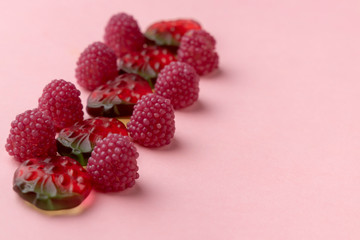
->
57, 117, 128, 165
86, 73, 153, 117
145, 19, 202, 46
13, 156, 92, 211
119, 46, 176, 81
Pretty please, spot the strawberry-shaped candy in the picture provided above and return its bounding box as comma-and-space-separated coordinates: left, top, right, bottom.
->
119, 46, 176, 82
57, 117, 128, 166
87, 74, 152, 117
13, 156, 92, 211
145, 19, 201, 46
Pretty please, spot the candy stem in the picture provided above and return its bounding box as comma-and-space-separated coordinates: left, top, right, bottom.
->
74, 152, 87, 166
147, 79, 154, 89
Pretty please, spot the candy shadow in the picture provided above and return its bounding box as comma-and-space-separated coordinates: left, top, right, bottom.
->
107, 184, 144, 197
76, 185, 144, 215
201, 68, 224, 80
177, 100, 206, 113
156, 138, 181, 152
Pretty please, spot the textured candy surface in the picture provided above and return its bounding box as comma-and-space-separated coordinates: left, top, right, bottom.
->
5, 109, 57, 162
127, 94, 175, 147
104, 12, 145, 57
87, 134, 139, 192
155, 62, 199, 109
75, 42, 118, 91
145, 19, 201, 46
177, 29, 219, 76
119, 46, 176, 81
13, 156, 92, 211
87, 73, 153, 117
39, 79, 84, 131
57, 117, 128, 166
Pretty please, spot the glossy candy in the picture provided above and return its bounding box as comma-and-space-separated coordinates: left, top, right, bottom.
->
57, 117, 128, 165
87, 74, 153, 117
119, 46, 176, 82
13, 156, 92, 211
145, 19, 201, 46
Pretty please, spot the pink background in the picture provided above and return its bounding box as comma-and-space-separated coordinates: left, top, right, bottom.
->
1, 0, 360, 239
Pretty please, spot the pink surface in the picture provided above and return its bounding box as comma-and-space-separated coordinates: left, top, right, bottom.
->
1, 0, 360, 239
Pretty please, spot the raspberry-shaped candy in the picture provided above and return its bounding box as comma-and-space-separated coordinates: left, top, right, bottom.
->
87, 134, 139, 192
39, 79, 84, 131
75, 42, 118, 91
177, 29, 219, 76
104, 13, 145, 57
5, 109, 57, 162
155, 62, 199, 109
127, 94, 175, 147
